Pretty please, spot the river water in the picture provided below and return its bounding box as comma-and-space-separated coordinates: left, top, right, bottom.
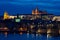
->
0, 33, 60, 40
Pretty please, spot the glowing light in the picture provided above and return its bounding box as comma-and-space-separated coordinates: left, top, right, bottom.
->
59, 30, 60, 34
3, 11, 17, 20
37, 29, 41, 33
4, 27, 8, 30
30, 25, 34, 29
19, 27, 23, 31
4, 12, 9, 20
0, 27, 9, 31
47, 29, 51, 34
15, 19, 20, 22
9, 16, 17, 19
52, 16, 60, 21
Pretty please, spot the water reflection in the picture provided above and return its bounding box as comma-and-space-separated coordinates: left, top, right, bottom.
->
47, 36, 60, 40
0, 33, 60, 40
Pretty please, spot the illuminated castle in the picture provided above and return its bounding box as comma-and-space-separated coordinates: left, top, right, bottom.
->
32, 8, 47, 15
3, 8, 56, 21
4, 8, 47, 20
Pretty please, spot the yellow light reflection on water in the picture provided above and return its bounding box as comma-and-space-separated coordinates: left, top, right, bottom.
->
4, 32, 8, 37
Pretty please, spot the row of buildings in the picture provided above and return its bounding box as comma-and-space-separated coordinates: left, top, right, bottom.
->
3, 8, 60, 21
0, 8, 60, 36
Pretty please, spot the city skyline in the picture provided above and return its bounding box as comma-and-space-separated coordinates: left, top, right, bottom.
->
0, 0, 60, 15
0, 0, 60, 40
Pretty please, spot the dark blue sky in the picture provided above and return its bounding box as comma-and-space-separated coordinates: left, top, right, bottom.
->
0, 0, 60, 15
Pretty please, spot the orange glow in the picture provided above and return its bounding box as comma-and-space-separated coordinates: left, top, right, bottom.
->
19, 27, 27, 31
59, 30, 60, 34
32, 8, 39, 15
47, 29, 51, 34
37, 29, 41, 33
4, 32, 8, 37
19, 27, 23, 31
4, 12, 9, 20
4, 27, 8, 29
19, 32, 23, 35
0, 27, 9, 31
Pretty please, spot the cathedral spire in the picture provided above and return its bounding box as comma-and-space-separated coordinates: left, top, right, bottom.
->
32, 8, 39, 15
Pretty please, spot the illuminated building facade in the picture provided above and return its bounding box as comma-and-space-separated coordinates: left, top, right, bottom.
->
32, 8, 47, 15
52, 16, 60, 21
3, 12, 17, 20
4, 12, 9, 20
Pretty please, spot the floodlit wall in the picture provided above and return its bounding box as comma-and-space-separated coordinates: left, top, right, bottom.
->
52, 16, 60, 21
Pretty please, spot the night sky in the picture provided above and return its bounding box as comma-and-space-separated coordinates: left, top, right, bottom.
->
0, 0, 60, 15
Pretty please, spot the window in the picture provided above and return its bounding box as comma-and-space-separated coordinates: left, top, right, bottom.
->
15, 19, 20, 22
